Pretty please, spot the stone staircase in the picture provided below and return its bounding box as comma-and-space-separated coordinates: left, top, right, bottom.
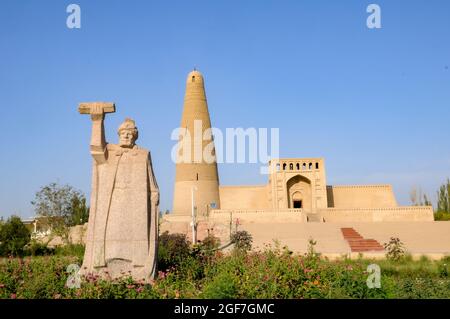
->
340, 228, 384, 252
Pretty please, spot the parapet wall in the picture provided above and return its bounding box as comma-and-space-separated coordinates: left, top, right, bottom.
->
219, 185, 269, 210
318, 206, 434, 222
327, 185, 397, 208
210, 209, 306, 223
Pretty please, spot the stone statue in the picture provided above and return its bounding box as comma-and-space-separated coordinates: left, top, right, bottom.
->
78, 102, 159, 282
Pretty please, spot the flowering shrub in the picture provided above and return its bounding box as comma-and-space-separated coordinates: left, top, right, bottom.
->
157, 232, 191, 271
1, 244, 450, 299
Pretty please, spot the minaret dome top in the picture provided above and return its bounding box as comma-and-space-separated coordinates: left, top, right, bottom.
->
187, 70, 204, 84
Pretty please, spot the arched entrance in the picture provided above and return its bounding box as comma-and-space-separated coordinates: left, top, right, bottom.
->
291, 191, 303, 208
286, 175, 312, 212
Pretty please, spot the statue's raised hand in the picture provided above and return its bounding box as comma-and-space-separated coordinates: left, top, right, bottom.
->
90, 104, 105, 121
78, 102, 116, 121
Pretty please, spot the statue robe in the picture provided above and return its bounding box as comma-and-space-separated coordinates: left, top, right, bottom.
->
81, 143, 159, 281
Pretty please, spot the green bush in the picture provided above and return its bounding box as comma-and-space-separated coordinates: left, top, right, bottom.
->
54, 244, 85, 258
192, 234, 221, 260
201, 272, 238, 298
0, 216, 31, 257
157, 232, 191, 271
434, 211, 450, 221
21, 242, 84, 258
438, 262, 448, 278
0, 256, 162, 299
1, 243, 450, 299
230, 230, 252, 252
198, 234, 221, 252
25, 241, 55, 256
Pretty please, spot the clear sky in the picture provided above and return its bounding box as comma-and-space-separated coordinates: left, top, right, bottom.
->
1, 0, 449, 218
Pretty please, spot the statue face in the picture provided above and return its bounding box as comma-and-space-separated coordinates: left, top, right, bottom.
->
119, 129, 136, 148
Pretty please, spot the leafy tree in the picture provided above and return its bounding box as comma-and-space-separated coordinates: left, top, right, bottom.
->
0, 215, 31, 257
70, 195, 89, 226
31, 182, 89, 244
437, 178, 450, 213
411, 179, 450, 220
435, 178, 450, 221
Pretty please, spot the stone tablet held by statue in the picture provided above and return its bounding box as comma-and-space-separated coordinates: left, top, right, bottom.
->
78, 102, 159, 282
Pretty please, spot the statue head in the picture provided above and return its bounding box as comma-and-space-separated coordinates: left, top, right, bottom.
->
118, 118, 138, 148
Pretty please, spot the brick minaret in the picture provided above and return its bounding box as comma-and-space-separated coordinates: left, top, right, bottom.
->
172, 70, 220, 216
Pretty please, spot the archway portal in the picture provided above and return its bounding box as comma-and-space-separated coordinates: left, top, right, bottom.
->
287, 175, 312, 212
292, 192, 303, 208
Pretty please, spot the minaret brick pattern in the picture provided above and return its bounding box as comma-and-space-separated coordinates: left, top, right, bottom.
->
172, 70, 220, 215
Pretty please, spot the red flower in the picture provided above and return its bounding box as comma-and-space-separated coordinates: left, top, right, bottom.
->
158, 271, 166, 279
10, 293, 17, 299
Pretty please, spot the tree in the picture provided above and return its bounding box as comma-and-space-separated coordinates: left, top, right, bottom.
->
31, 182, 89, 244
0, 215, 31, 257
435, 178, 450, 221
70, 195, 89, 226
437, 178, 450, 214
409, 186, 432, 207
423, 194, 432, 206
383, 237, 406, 261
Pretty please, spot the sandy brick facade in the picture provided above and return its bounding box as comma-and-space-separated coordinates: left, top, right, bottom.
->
164, 70, 444, 257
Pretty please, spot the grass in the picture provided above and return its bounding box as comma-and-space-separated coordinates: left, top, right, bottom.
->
0, 245, 449, 299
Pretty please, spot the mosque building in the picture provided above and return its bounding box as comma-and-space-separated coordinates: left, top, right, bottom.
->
171, 70, 432, 222
162, 70, 447, 257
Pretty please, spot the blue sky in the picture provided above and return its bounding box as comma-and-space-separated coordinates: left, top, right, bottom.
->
1, 0, 449, 218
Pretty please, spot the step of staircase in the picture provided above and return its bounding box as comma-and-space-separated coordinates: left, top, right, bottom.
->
341, 228, 384, 252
